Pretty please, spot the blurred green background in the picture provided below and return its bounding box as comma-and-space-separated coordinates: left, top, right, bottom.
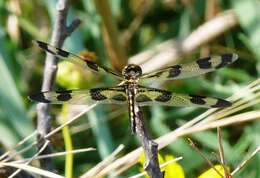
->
0, 0, 259, 177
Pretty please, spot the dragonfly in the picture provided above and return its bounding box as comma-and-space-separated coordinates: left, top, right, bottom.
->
29, 40, 238, 133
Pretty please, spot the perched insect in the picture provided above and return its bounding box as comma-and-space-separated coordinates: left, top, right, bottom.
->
29, 41, 238, 133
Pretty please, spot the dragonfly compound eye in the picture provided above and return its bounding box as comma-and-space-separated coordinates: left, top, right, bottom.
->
122, 64, 142, 79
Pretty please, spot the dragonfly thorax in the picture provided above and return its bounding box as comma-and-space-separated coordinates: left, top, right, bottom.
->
122, 64, 142, 80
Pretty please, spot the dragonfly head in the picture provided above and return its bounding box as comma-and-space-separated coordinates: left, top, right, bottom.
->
122, 64, 142, 80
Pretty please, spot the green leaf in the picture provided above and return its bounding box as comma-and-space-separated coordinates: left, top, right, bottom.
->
0, 27, 33, 148
0, 54, 34, 147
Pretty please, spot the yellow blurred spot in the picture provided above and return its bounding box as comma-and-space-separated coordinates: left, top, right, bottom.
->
198, 165, 227, 178
163, 155, 185, 178
138, 153, 185, 178
57, 61, 83, 88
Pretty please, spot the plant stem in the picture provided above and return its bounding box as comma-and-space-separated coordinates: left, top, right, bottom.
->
36, 0, 81, 175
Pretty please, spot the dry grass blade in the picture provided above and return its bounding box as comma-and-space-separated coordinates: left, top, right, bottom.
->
13, 148, 96, 163
1, 104, 96, 164
69, 107, 126, 135
80, 144, 124, 178
231, 145, 260, 176
0, 162, 64, 178
0, 104, 96, 177
91, 111, 260, 177
203, 79, 258, 122
45, 104, 97, 139
8, 140, 50, 178
198, 79, 260, 125
0, 131, 38, 161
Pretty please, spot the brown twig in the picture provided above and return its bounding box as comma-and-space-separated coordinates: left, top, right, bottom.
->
217, 127, 230, 177
134, 108, 164, 178
188, 138, 224, 178
36, 0, 81, 174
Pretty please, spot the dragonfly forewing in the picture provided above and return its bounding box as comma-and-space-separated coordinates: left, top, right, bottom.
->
34, 40, 123, 79
140, 53, 238, 81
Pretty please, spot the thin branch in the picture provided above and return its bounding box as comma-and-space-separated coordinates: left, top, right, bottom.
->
8, 141, 50, 178
13, 148, 96, 163
134, 108, 164, 178
217, 127, 230, 177
188, 138, 224, 178
36, 0, 81, 173
129, 10, 238, 73
231, 145, 260, 176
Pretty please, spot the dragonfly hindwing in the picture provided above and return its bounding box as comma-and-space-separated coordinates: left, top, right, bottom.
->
29, 87, 127, 105
136, 87, 231, 108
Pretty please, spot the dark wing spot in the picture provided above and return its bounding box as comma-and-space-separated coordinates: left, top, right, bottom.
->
168, 65, 182, 78
196, 57, 212, 69
136, 94, 153, 102
86, 61, 99, 72
155, 91, 172, 102
147, 71, 164, 78
36, 41, 69, 58
112, 94, 127, 101
37, 41, 56, 55
56, 92, 72, 101
56, 90, 72, 94
57, 49, 69, 57
189, 95, 206, 105
211, 98, 232, 108
90, 89, 107, 100
216, 54, 233, 69
29, 92, 51, 103
36, 41, 48, 50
